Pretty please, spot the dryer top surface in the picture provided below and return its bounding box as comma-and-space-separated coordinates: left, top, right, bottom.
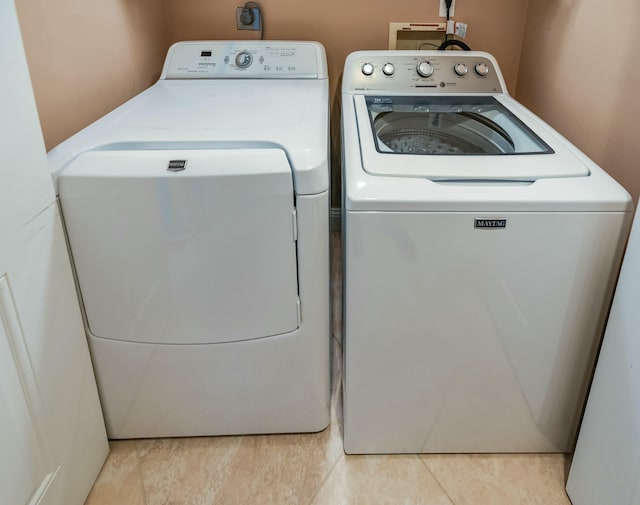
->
49, 41, 329, 196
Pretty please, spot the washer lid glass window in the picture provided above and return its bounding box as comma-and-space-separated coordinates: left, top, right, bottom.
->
367, 96, 553, 156
355, 94, 590, 181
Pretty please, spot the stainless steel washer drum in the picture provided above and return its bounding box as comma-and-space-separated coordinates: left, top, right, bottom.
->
373, 111, 515, 155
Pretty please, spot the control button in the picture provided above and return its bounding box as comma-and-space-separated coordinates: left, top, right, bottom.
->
416, 61, 434, 78
382, 63, 395, 76
235, 51, 253, 69
361, 63, 374, 76
454, 62, 468, 76
475, 62, 490, 76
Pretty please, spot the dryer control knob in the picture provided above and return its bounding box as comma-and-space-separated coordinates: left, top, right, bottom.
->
416, 61, 434, 78
235, 51, 253, 69
382, 63, 395, 76
475, 62, 490, 76
454, 62, 468, 76
361, 63, 374, 76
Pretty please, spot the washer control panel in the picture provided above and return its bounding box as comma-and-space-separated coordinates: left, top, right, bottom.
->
161, 41, 324, 79
344, 51, 505, 93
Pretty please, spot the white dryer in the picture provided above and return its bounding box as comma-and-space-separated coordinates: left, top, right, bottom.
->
50, 41, 330, 438
341, 50, 632, 454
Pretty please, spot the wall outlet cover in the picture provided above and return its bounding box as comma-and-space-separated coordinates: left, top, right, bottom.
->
236, 7, 261, 31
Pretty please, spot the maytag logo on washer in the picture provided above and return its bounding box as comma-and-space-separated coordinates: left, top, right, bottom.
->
474, 218, 507, 229
167, 159, 187, 172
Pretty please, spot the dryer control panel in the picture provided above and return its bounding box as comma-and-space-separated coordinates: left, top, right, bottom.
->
161, 41, 327, 79
343, 50, 506, 94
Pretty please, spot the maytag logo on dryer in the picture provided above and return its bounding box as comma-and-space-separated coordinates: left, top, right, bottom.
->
167, 159, 187, 172
474, 218, 507, 229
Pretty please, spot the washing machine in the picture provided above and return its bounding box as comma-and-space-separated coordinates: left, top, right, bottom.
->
49, 41, 330, 438
341, 50, 632, 454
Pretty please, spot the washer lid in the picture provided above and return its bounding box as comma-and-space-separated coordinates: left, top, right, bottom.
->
355, 95, 590, 180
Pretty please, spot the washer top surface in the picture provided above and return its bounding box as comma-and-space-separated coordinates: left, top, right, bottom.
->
49, 41, 329, 195
341, 50, 632, 212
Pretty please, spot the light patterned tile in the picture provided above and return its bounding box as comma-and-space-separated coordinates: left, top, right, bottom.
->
422, 453, 572, 505
137, 427, 343, 505
224, 429, 343, 505
84, 440, 145, 505
310, 454, 454, 505
135, 436, 240, 505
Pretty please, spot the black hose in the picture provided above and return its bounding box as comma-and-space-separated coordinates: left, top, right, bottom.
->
437, 39, 472, 51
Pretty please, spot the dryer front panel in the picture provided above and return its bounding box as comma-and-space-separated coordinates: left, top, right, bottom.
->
60, 148, 299, 345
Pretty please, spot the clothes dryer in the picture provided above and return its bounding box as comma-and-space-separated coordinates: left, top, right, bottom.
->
51, 41, 330, 438
341, 50, 632, 453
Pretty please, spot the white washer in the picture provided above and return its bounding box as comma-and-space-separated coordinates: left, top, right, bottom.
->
341, 50, 632, 454
50, 41, 330, 438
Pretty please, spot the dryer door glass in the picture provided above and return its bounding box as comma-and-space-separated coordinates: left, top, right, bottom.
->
366, 96, 553, 155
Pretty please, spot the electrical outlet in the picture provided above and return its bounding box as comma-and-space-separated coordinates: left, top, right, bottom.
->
236, 6, 261, 30
439, 0, 456, 18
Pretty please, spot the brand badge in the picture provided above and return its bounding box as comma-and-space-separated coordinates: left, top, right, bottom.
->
474, 218, 507, 229
167, 160, 187, 172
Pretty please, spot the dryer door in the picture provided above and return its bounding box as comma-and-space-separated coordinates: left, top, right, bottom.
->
60, 148, 299, 345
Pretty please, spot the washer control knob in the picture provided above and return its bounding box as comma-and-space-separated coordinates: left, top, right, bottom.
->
235, 51, 253, 69
361, 63, 374, 76
382, 63, 395, 76
475, 62, 490, 76
416, 61, 434, 78
454, 62, 468, 76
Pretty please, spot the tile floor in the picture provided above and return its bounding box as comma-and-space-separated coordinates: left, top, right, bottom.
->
84, 232, 574, 505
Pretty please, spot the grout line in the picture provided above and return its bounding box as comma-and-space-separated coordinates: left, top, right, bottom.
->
134, 439, 150, 505
304, 451, 345, 505
418, 455, 458, 505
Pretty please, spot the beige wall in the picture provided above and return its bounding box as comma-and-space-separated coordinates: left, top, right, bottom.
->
517, 0, 640, 202
15, 0, 170, 150
166, 0, 529, 92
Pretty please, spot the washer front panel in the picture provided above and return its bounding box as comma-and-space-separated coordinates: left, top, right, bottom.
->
342, 209, 629, 453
